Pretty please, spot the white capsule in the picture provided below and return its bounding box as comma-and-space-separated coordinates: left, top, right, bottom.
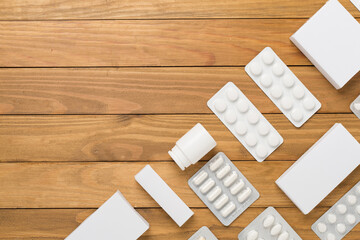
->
271, 86, 283, 99
250, 62, 262, 76
262, 49, 275, 65
317, 222, 327, 233
356, 205, 360, 215
226, 87, 239, 102
235, 121, 248, 136
270, 223, 282, 236
214, 194, 229, 210
293, 85, 305, 99
303, 97, 315, 111
230, 179, 245, 195
225, 109, 237, 124
282, 74, 295, 88
200, 179, 215, 194
336, 223, 346, 234
245, 133, 258, 147
346, 214, 356, 224
260, 74, 273, 88
291, 109, 303, 122
214, 99, 227, 113
256, 144, 268, 159
192, 170, 208, 186
337, 204, 347, 214
257, 122, 270, 136
263, 214, 275, 228
327, 213, 337, 224
237, 99, 249, 113
280, 96, 293, 110
207, 186, 222, 202
221, 201, 236, 217
272, 63, 284, 76
268, 133, 280, 147
238, 187, 252, 203
196, 237, 205, 240
347, 194, 357, 205
247, 110, 260, 125
216, 164, 231, 179
223, 171, 238, 187
278, 231, 289, 240
209, 155, 224, 172
326, 233, 336, 240
246, 230, 258, 240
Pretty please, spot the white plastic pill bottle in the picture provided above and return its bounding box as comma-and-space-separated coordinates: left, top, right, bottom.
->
168, 123, 217, 170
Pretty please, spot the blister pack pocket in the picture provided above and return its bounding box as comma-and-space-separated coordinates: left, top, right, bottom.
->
188, 226, 218, 240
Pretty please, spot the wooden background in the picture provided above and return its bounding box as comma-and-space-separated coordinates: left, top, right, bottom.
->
0, 0, 359, 239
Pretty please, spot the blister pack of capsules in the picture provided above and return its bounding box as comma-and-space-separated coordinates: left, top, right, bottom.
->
188, 152, 259, 226
188, 226, 218, 240
312, 181, 360, 240
207, 82, 283, 162
238, 207, 302, 240
245, 47, 321, 128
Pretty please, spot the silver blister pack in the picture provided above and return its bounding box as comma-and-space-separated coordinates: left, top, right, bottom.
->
350, 95, 360, 120
188, 226, 218, 240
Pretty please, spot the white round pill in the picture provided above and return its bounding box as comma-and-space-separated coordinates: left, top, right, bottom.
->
226, 88, 239, 102
246, 230, 258, 240
337, 204, 347, 214
282, 74, 295, 88
356, 205, 360, 215
256, 144, 268, 158
237, 99, 249, 113
247, 110, 259, 125
250, 62, 262, 76
270, 86, 283, 99
235, 121, 247, 136
293, 85, 305, 99
260, 74, 273, 88
263, 214, 275, 228
291, 109, 303, 122
258, 122, 270, 136
317, 222, 327, 233
280, 97, 293, 110
262, 49, 275, 65
326, 233, 336, 240
272, 63, 284, 76
347, 194, 357, 205
327, 213, 337, 224
303, 97, 316, 111
346, 214, 356, 224
214, 99, 227, 113
225, 110, 237, 124
270, 223, 282, 236
268, 133, 280, 147
245, 133, 257, 147
336, 223, 346, 234
278, 231, 289, 240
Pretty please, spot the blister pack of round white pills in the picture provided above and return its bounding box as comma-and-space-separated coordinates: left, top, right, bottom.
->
245, 47, 321, 128
238, 207, 302, 240
350, 95, 360, 120
188, 226, 218, 240
312, 181, 360, 240
207, 82, 283, 162
188, 152, 260, 226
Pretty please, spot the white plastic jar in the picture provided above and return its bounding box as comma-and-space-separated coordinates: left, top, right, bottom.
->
168, 123, 217, 170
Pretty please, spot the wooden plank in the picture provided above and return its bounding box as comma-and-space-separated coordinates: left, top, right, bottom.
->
0, 162, 358, 208
0, 0, 358, 20
0, 19, 330, 67
0, 67, 359, 114
0, 114, 359, 162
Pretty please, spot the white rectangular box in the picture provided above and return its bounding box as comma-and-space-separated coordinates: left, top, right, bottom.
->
276, 123, 360, 214
66, 191, 149, 240
135, 165, 194, 227
290, 0, 360, 89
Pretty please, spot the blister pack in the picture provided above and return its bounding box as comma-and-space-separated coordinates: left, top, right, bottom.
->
311, 181, 360, 240
207, 82, 283, 162
350, 95, 360, 120
188, 152, 259, 226
245, 47, 321, 128
238, 207, 302, 240
188, 226, 218, 240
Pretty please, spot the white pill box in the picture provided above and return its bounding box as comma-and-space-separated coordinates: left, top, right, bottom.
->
238, 207, 302, 240
65, 191, 149, 240
312, 181, 360, 240
350, 95, 360, 120
188, 152, 259, 226
245, 47, 321, 128
208, 82, 283, 162
290, 0, 360, 90
135, 165, 194, 227
188, 226, 218, 240
276, 123, 360, 215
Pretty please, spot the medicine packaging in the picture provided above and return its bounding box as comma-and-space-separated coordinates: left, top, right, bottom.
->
245, 47, 321, 128
65, 191, 149, 240
188, 226, 218, 240
207, 82, 283, 162
312, 181, 360, 240
135, 165, 194, 227
238, 207, 302, 240
276, 123, 360, 214
188, 152, 259, 226
350, 95, 360, 120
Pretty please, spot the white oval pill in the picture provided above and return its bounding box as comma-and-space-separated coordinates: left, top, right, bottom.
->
317, 222, 327, 233
221, 201, 236, 217
238, 187, 252, 203
278, 231, 289, 240
346, 214, 356, 224
347, 194, 357, 205
336, 223, 346, 234
227, 88, 239, 102
258, 122, 270, 136
256, 144, 268, 159
230, 180, 245, 195
270, 223, 282, 236
293, 85, 305, 99
247, 110, 260, 125
192, 170, 208, 186
356, 205, 360, 215
245, 133, 257, 147
271, 86, 283, 99
283, 74, 295, 88
207, 186, 222, 202
214, 194, 229, 210
225, 110, 237, 124
268, 133, 280, 147
262, 49, 275, 65
237, 99, 249, 113
250, 62, 262, 76
209, 155, 224, 172
260, 74, 273, 88
272, 63, 284, 76
200, 179, 215, 194
337, 204, 347, 214
291, 109, 303, 122
235, 121, 248, 136
327, 213, 337, 224
223, 171, 238, 187
196, 237, 205, 240
216, 164, 231, 179
263, 214, 275, 228
214, 99, 227, 113
326, 233, 336, 240
280, 96, 293, 110
303, 97, 316, 111
246, 230, 258, 240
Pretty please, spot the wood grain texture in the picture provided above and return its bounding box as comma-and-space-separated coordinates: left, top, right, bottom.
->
0, 67, 359, 114
0, 114, 359, 162
0, 0, 358, 20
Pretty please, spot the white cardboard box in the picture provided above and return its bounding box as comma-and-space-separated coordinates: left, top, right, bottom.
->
276, 123, 360, 214
65, 191, 149, 240
290, 0, 360, 89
